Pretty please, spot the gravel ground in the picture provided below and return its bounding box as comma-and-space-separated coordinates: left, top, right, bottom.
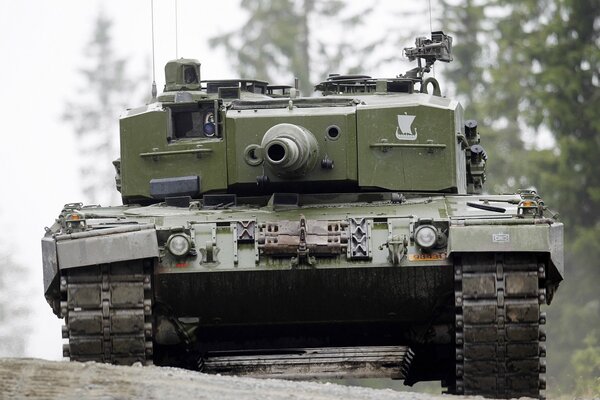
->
0, 358, 494, 400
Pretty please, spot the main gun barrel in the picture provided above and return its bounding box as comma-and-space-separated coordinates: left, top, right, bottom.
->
261, 123, 319, 178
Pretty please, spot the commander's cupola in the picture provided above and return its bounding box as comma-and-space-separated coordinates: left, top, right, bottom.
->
164, 58, 201, 92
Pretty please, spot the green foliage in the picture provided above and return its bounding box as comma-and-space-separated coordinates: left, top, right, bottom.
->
498, 4, 600, 392
513, 0, 600, 232
442, 0, 600, 395
209, 0, 375, 95
571, 333, 600, 397
439, 0, 535, 195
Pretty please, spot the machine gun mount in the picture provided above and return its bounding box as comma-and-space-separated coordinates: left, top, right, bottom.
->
403, 31, 453, 79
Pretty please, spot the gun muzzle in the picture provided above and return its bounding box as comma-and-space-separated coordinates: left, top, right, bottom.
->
261, 123, 319, 178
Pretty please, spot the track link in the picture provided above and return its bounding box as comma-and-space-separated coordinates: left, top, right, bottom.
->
60, 259, 154, 365
454, 253, 546, 398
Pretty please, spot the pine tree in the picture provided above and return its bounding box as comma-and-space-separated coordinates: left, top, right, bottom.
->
441, 0, 600, 394
0, 249, 31, 357
439, 0, 535, 195
63, 12, 138, 206
510, 1, 600, 394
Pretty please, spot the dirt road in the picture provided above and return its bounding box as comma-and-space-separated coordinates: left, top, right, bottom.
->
0, 358, 489, 400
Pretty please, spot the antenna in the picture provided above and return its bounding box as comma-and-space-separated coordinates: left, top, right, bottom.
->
428, 0, 433, 33
150, 0, 157, 100
428, 0, 435, 77
175, 0, 179, 59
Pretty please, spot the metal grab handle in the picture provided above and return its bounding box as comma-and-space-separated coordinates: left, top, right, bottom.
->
369, 143, 446, 149
421, 77, 442, 96
139, 148, 213, 158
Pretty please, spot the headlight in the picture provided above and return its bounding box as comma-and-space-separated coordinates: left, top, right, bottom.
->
415, 225, 438, 249
167, 234, 191, 257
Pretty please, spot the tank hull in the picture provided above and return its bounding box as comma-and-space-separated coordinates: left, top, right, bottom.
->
43, 193, 563, 395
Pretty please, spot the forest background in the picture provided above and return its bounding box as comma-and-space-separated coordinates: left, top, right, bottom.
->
0, 0, 598, 397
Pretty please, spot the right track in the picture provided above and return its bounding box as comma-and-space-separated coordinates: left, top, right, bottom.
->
454, 253, 546, 399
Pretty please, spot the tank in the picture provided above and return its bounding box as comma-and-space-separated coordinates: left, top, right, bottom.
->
42, 32, 563, 398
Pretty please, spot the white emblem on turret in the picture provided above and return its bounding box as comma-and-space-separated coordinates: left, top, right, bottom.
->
395, 113, 418, 140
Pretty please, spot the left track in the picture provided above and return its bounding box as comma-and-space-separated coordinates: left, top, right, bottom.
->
61, 259, 154, 365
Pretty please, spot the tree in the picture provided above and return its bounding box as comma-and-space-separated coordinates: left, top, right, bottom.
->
209, 0, 376, 95
0, 249, 31, 357
515, 1, 600, 393
439, 0, 536, 195
441, 0, 600, 395
63, 12, 139, 206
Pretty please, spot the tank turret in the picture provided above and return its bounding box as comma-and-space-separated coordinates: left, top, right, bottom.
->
116, 31, 486, 203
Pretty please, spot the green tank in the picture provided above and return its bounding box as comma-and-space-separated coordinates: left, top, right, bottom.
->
42, 32, 563, 398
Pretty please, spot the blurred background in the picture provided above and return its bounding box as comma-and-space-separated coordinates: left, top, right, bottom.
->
0, 0, 598, 397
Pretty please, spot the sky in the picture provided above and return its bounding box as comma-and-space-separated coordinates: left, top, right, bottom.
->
0, 0, 437, 360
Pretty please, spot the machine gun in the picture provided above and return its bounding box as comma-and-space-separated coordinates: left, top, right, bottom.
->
403, 31, 453, 79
